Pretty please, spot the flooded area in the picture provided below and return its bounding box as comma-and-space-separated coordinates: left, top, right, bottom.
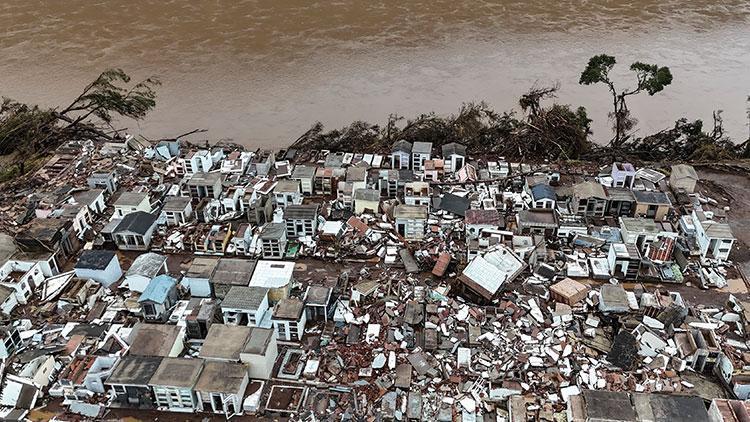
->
1, 1, 749, 146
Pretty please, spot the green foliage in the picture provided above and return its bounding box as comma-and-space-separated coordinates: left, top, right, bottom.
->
519, 85, 559, 117
629, 62, 673, 95
622, 118, 744, 161
0, 162, 20, 183
579, 54, 616, 87
522, 103, 593, 159
62, 68, 160, 125
0, 69, 159, 180
574, 106, 593, 135
292, 98, 594, 161
579, 54, 673, 145
0, 98, 58, 156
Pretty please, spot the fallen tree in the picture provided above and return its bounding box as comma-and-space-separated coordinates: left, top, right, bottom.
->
291, 90, 596, 161
290, 85, 748, 164
0, 69, 159, 179
618, 114, 749, 162
2, 67, 747, 183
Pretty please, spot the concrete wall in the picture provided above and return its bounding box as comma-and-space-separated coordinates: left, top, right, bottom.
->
152, 385, 197, 411
292, 176, 314, 195
446, 154, 465, 173
285, 218, 317, 238
634, 203, 670, 221
115, 226, 155, 251
222, 297, 269, 327
412, 152, 430, 171
1, 293, 19, 315
670, 175, 696, 193
75, 258, 123, 287
84, 356, 118, 393
391, 151, 410, 170
533, 198, 555, 209
354, 198, 380, 215
182, 277, 211, 297
692, 211, 733, 260
273, 311, 307, 341
0, 261, 45, 304
240, 331, 278, 379
114, 198, 151, 218
126, 274, 151, 293
396, 218, 426, 240
734, 382, 750, 400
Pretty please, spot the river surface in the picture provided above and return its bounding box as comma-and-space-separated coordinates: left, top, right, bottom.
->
1, 1, 749, 147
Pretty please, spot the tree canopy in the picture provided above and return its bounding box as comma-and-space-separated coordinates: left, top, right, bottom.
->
0, 69, 159, 178
579, 54, 673, 147
579, 54, 617, 88
60, 69, 160, 127
629, 62, 673, 95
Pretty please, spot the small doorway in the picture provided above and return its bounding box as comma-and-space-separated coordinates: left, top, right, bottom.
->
212, 393, 223, 413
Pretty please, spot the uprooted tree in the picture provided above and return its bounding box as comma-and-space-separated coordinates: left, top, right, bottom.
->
291, 87, 595, 161
2, 60, 746, 185
619, 112, 749, 162
579, 54, 673, 147
0, 69, 159, 176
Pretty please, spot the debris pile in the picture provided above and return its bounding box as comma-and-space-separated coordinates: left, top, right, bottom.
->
0, 135, 748, 421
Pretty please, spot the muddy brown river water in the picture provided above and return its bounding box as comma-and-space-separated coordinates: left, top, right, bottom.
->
1, 1, 749, 147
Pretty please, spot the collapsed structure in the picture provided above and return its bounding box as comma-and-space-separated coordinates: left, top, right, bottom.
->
0, 137, 747, 421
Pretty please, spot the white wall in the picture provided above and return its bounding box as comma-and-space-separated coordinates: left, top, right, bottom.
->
240, 332, 278, 379
75, 258, 123, 287
125, 274, 151, 293
153, 385, 197, 411
182, 277, 211, 297
114, 198, 151, 219
197, 373, 248, 415
89, 192, 106, 214
301, 178, 313, 194
391, 152, 410, 170
273, 312, 307, 341
354, 199, 380, 215
84, 356, 118, 393
1, 293, 19, 315
412, 152, 430, 171
395, 218, 426, 240
0, 261, 45, 304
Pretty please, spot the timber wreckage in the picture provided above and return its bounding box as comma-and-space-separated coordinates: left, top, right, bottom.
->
0, 125, 750, 421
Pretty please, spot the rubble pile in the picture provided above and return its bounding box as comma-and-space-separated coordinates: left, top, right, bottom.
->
0, 136, 748, 421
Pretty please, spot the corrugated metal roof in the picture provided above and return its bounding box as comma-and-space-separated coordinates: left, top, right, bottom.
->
648, 237, 675, 262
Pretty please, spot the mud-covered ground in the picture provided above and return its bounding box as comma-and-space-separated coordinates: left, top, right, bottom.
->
696, 163, 750, 278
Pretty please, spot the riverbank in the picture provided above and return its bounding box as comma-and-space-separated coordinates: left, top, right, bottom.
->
3, 0, 750, 145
